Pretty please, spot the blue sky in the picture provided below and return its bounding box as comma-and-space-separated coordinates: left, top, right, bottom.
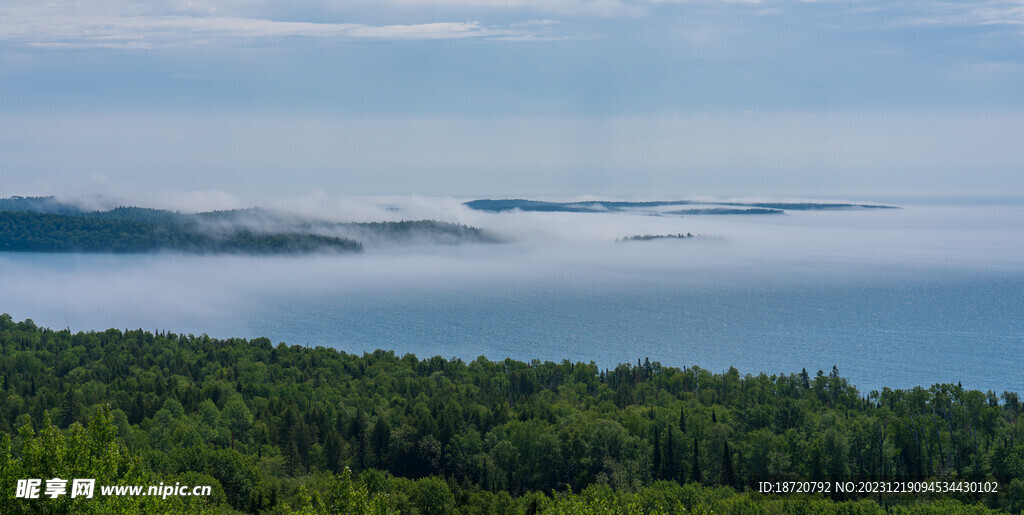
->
1, 0, 1023, 198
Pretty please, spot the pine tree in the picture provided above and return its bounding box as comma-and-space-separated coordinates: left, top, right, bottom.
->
351, 409, 367, 471
326, 432, 343, 473
62, 386, 80, 427
692, 436, 701, 484
286, 441, 304, 476
738, 449, 744, 486
652, 424, 661, 480
722, 440, 735, 487
665, 426, 676, 481
371, 416, 391, 467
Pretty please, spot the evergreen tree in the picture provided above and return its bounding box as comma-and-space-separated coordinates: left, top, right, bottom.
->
286, 441, 304, 476
351, 409, 368, 471
326, 432, 344, 473
371, 416, 391, 468
665, 426, 676, 481
62, 386, 80, 427
652, 424, 661, 480
692, 436, 701, 484
0, 317, 1017, 513
722, 441, 735, 487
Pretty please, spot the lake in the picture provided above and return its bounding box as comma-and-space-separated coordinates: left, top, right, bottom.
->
2, 200, 1022, 394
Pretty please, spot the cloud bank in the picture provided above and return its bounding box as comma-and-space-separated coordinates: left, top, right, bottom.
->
5, 0, 1015, 50
0, 5, 530, 48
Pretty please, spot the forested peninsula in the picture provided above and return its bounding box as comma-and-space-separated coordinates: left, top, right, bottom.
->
465, 199, 897, 214
0, 210, 363, 254
2, 317, 1021, 513
0, 197, 496, 255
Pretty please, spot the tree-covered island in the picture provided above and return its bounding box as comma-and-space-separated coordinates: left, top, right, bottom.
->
0, 197, 498, 255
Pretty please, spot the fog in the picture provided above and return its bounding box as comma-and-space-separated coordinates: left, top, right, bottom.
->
2, 194, 1022, 392
45, 191, 1024, 268
5, 194, 1024, 321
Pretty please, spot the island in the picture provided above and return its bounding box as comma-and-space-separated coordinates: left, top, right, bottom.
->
465, 198, 897, 214
0, 196, 499, 254
618, 232, 695, 242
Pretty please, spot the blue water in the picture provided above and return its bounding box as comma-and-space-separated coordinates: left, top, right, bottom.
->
2, 203, 1023, 395
240, 266, 1024, 395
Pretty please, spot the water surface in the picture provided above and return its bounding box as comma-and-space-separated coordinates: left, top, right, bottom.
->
2, 203, 1022, 394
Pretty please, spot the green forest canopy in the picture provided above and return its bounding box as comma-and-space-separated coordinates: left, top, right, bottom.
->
1, 315, 1021, 513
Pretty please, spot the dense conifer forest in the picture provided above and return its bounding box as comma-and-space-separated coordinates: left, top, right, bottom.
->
1, 316, 1021, 513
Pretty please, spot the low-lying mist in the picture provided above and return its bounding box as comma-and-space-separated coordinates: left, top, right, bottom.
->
2, 194, 1022, 393
51, 191, 1023, 266
5, 194, 1023, 320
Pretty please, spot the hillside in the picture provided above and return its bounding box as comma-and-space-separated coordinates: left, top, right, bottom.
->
0, 197, 499, 254
0, 316, 1018, 513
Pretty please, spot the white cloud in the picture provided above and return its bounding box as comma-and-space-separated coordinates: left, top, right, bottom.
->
344, 21, 511, 40
376, 0, 786, 15
379, 0, 642, 17
0, 5, 532, 48
645, 0, 764, 4
0, 0, 888, 50
905, 1, 1024, 27
510, 19, 562, 27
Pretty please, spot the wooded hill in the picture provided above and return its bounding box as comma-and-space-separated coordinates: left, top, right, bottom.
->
1, 316, 1020, 513
0, 197, 498, 254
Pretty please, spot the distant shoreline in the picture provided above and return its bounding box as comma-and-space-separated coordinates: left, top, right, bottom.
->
618, 232, 696, 242
465, 198, 898, 214
0, 196, 498, 255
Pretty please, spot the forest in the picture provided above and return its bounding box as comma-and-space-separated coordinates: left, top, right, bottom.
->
0, 196, 498, 254
0, 211, 363, 254
1, 316, 1021, 513
618, 233, 695, 242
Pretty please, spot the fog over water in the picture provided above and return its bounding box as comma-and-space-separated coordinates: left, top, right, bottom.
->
2, 196, 1022, 394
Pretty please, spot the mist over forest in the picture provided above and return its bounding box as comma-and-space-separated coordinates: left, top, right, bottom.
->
2, 193, 1022, 394
5, 192, 1022, 267
3, 192, 1024, 513
5, 0, 1024, 509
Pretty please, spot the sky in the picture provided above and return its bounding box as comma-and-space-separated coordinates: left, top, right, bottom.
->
1, 0, 1023, 199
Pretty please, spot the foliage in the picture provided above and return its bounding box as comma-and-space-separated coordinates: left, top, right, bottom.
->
0, 315, 1018, 513
618, 233, 694, 242
0, 197, 500, 253
0, 211, 362, 254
